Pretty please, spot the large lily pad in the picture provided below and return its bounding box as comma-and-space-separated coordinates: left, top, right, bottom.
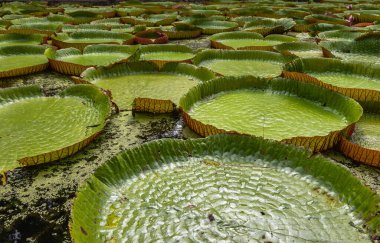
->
116, 7, 145, 17
51, 30, 134, 50
177, 20, 238, 35
338, 113, 380, 167
0, 33, 46, 46
243, 17, 295, 36
134, 44, 195, 67
193, 50, 291, 77
157, 25, 202, 39
274, 41, 334, 58
180, 76, 362, 152
70, 134, 379, 242
45, 44, 139, 76
305, 14, 348, 25
0, 45, 49, 78
283, 58, 380, 112
209, 31, 297, 51
317, 30, 365, 42
2, 23, 62, 35
319, 32, 380, 65
0, 85, 111, 177
79, 62, 215, 113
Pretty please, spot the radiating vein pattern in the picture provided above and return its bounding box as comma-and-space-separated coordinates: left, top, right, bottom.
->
98, 159, 368, 242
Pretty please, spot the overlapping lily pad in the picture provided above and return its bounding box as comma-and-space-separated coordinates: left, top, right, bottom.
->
116, 7, 145, 17
134, 44, 194, 67
79, 62, 215, 113
1, 23, 61, 35
243, 17, 295, 36
180, 76, 362, 152
45, 44, 139, 76
0, 85, 111, 179
121, 13, 177, 27
283, 58, 380, 112
305, 14, 349, 25
157, 25, 202, 39
339, 113, 380, 167
0, 45, 49, 78
51, 30, 134, 50
317, 30, 365, 42
70, 134, 379, 242
209, 31, 297, 51
320, 32, 380, 65
177, 20, 238, 35
274, 41, 334, 58
193, 50, 291, 77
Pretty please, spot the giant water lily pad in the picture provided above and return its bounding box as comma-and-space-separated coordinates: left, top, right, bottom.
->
274, 41, 334, 58
283, 58, 380, 112
70, 134, 379, 242
61, 23, 109, 33
338, 113, 380, 167
319, 32, 380, 65
317, 30, 365, 42
116, 7, 145, 17
193, 50, 291, 77
45, 44, 139, 76
180, 76, 362, 152
0, 33, 46, 46
80, 62, 215, 113
305, 14, 348, 25
51, 30, 134, 50
0, 45, 49, 78
157, 25, 202, 39
121, 14, 177, 27
135, 44, 194, 67
0, 85, 111, 177
209, 31, 297, 50
177, 20, 238, 35
2, 23, 62, 35
243, 17, 295, 36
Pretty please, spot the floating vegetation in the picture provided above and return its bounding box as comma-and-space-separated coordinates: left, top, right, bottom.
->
70, 134, 379, 242
79, 62, 215, 112
45, 44, 139, 76
0, 85, 111, 180
180, 76, 362, 152
193, 50, 292, 77
0, 45, 49, 78
0, 0, 379, 241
